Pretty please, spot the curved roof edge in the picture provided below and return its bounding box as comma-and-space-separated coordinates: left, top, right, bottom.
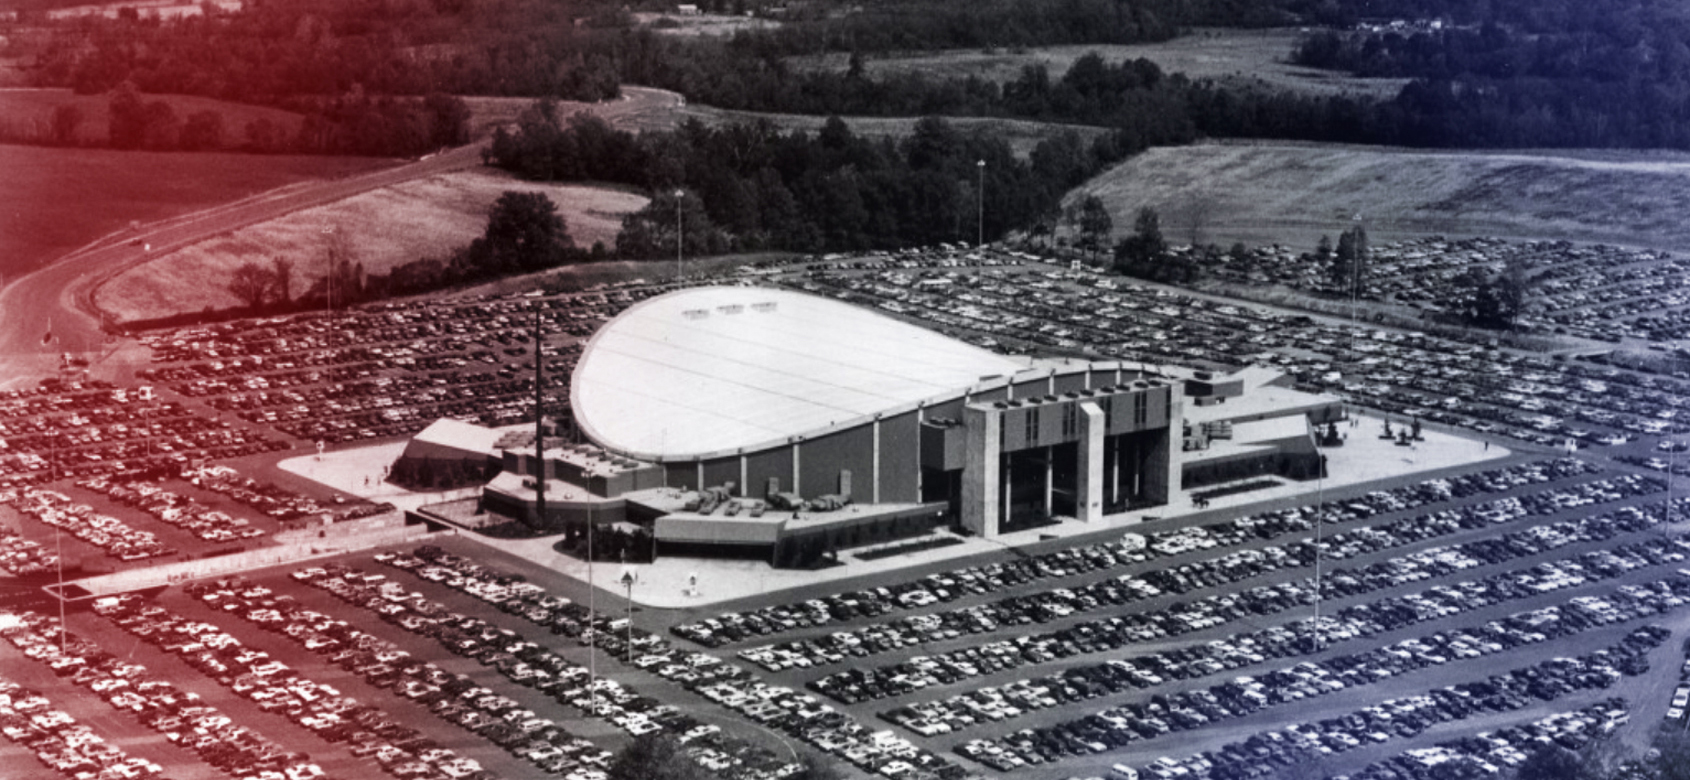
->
574, 328, 1159, 464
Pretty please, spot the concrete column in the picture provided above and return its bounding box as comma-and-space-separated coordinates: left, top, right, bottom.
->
1077, 401, 1104, 522
872, 418, 881, 504
914, 405, 924, 499
792, 441, 801, 497
1002, 453, 1012, 528
1111, 435, 1122, 505
696, 462, 704, 490
739, 454, 747, 497
1044, 445, 1054, 517
960, 405, 1001, 537
1159, 387, 1185, 504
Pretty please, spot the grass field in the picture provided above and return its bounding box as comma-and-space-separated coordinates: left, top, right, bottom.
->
0, 143, 394, 278
95, 170, 649, 323
42, 0, 240, 19
1068, 140, 1690, 255
0, 88, 302, 146
631, 11, 781, 37
466, 87, 1112, 158
792, 28, 1409, 99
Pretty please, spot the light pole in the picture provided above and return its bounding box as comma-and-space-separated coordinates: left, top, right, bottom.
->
322, 226, 335, 314
976, 159, 985, 248
1312, 453, 1324, 652
619, 568, 636, 659
534, 302, 545, 526
586, 497, 596, 717
674, 189, 685, 283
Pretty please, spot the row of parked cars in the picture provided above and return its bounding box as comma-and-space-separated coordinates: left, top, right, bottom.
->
270, 568, 620, 780
3, 487, 176, 561
0, 672, 167, 780
681, 458, 1600, 652
801, 252, 1687, 449
992, 622, 1663, 780
0, 380, 287, 489
968, 584, 1680, 776
370, 549, 979, 780
1331, 699, 1633, 780
0, 526, 58, 575
137, 286, 670, 444
839, 518, 1689, 718
2, 608, 320, 780
888, 501, 1684, 738
757, 472, 1658, 682
302, 561, 804, 780
194, 465, 389, 524
1211, 235, 1684, 344
77, 477, 267, 545
106, 585, 509, 780
786, 465, 1636, 685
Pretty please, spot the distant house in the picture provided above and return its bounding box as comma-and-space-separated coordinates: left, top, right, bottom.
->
676, 3, 700, 14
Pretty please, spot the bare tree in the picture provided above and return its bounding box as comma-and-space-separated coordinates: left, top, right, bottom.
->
270, 256, 293, 304
1173, 188, 1217, 248
229, 261, 274, 310
321, 226, 355, 307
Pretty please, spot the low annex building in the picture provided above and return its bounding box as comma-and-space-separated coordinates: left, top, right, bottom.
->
417, 286, 1341, 566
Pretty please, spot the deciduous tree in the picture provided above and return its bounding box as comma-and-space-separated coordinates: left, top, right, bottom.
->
1077, 194, 1112, 262
228, 261, 275, 310
270, 257, 294, 304
180, 110, 225, 151
466, 191, 573, 274
606, 734, 705, 780
50, 105, 83, 145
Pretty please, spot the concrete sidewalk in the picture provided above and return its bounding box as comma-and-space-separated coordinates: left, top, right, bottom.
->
280, 413, 1508, 608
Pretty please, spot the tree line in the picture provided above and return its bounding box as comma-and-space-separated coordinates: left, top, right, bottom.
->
28, 0, 1690, 156
484, 102, 1145, 255
23, 0, 1284, 108
1288, 0, 1690, 149
1, 83, 470, 155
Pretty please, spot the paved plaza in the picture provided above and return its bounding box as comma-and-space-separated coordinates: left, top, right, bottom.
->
278, 413, 1510, 608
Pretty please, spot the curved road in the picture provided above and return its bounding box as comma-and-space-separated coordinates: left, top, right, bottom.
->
0, 143, 484, 388
0, 86, 687, 390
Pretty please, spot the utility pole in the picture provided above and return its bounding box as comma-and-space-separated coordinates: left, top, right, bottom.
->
976, 159, 985, 248
675, 190, 685, 283
587, 497, 596, 717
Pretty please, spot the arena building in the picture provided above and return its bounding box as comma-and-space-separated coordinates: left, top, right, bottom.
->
427, 286, 1342, 566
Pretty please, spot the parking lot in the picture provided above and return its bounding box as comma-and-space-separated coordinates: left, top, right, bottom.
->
0, 238, 1686, 780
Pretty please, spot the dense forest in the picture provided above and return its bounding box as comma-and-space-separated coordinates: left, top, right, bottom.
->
484, 106, 1135, 254
1291, 0, 1690, 148
17, 0, 1690, 155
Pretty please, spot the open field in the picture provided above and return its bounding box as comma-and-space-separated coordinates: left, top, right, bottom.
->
1069, 140, 1690, 254
460, 84, 690, 139
95, 169, 648, 323
465, 86, 1111, 157
681, 105, 1112, 158
0, 143, 394, 277
0, 87, 303, 146
44, 0, 240, 19
792, 28, 1410, 98
631, 10, 781, 37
